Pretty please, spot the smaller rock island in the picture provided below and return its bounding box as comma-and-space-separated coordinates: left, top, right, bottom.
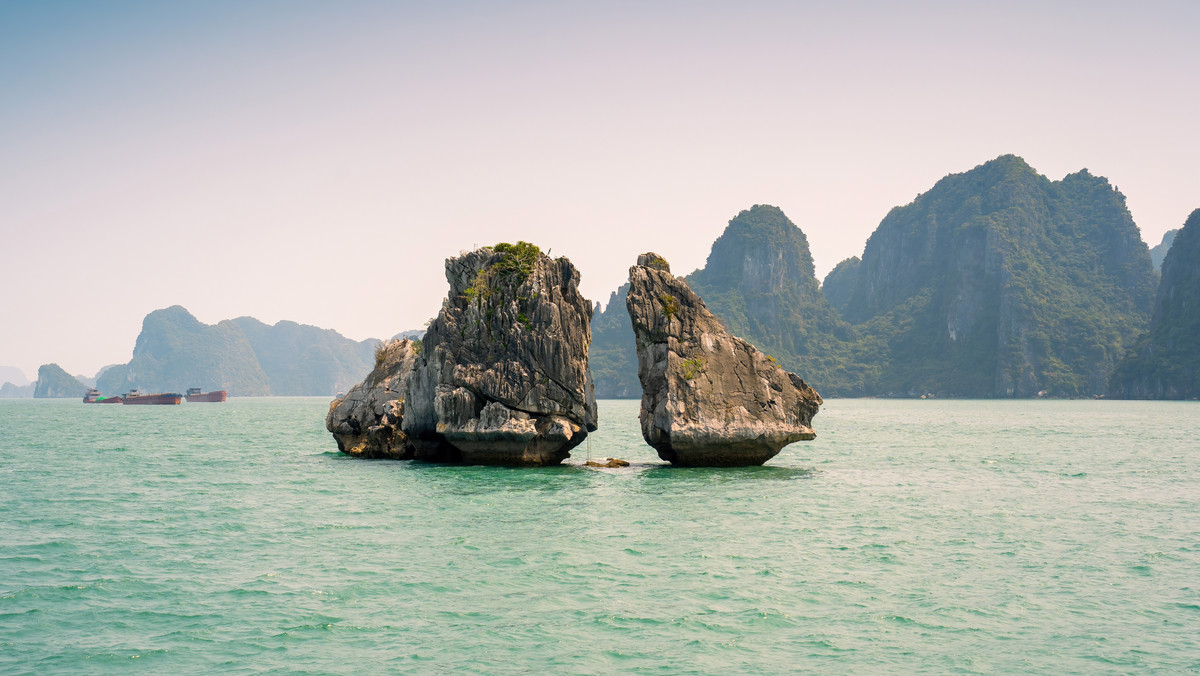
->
626, 252, 822, 466
326, 338, 419, 459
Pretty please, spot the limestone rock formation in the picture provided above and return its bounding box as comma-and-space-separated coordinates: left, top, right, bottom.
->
326, 339, 419, 459
1110, 209, 1200, 398
33, 363, 87, 398
626, 252, 822, 466
831, 155, 1156, 397
402, 242, 598, 466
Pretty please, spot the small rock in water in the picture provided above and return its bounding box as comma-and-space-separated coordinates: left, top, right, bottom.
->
626, 252, 822, 466
584, 458, 630, 468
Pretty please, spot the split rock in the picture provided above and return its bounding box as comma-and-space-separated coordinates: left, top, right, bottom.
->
626, 252, 822, 466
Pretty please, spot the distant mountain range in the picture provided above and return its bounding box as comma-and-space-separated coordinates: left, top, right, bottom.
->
93, 306, 382, 397
592, 155, 1189, 398
3, 307, 422, 399
0, 366, 29, 387
7, 155, 1194, 401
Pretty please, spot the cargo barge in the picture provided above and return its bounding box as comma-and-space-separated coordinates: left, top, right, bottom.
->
186, 387, 228, 403
83, 388, 122, 404
122, 389, 183, 405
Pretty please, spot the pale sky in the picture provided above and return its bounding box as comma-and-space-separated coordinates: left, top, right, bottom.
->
2, 0, 1197, 380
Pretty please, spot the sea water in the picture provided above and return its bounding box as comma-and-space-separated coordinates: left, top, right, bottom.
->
1, 397, 1198, 674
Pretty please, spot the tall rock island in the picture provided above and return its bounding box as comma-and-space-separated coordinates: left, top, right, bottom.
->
1110, 209, 1200, 398
626, 253, 821, 466
326, 338, 419, 459
827, 155, 1157, 397
401, 242, 598, 466
33, 364, 87, 398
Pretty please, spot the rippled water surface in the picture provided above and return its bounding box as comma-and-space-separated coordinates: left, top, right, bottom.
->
2, 397, 1199, 673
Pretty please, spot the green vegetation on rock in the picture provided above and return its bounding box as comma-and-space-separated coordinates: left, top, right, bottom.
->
835, 156, 1156, 397
1110, 209, 1200, 399
33, 363, 87, 398
589, 284, 640, 398
591, 156, 1162, 398
686, 204, 863, 395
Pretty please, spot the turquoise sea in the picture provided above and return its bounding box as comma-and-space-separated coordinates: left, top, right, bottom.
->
2, 397, 1199, 674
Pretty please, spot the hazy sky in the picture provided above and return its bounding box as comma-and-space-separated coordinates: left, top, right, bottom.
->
2, 0, 1197, 380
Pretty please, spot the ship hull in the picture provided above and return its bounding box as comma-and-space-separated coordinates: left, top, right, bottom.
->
84, 397, 123, 404
123, 393, 183, 405
186, 390, 228, 403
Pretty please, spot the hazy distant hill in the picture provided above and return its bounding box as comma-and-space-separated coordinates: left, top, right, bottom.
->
95, 306, 377, 396
0, 366, 29, 387
829, 155, 1156, 397
230, 316, 377, 396
1150, 229, 1179, 271
0, 382, 34, 398
1110, 209, 1200, 398
33, 363, 87, 398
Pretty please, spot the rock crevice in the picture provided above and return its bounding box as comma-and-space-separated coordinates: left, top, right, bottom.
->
401, 243, 598, 466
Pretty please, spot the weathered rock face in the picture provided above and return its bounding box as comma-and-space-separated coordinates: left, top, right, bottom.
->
626, 252, 822, 466
402, 243, 598, 466
325, 339, 419, 459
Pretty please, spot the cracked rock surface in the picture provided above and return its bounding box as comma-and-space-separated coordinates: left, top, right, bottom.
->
325, 338, 418, 459
402, 245, 598, 466
626, 252, 822, 466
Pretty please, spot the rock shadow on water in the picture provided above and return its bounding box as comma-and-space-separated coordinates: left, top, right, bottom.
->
636, 464, 817, 485
394, 460, 606, 496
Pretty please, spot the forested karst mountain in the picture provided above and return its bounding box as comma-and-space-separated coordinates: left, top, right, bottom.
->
685, 205, 860, 392
590, 283, 640, 398
820, 257, 860, 317
33, 364, 87, 398
831, 155, 1156, 396
97, 306, 270, 396
592, 156, 1160, 398
590, 205, 862, 396
1110, 210, 1200, 398
95, 306, 378, 396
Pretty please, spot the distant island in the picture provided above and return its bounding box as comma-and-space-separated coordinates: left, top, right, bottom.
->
3, 307, 419, 398
91, 306, 398, 397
